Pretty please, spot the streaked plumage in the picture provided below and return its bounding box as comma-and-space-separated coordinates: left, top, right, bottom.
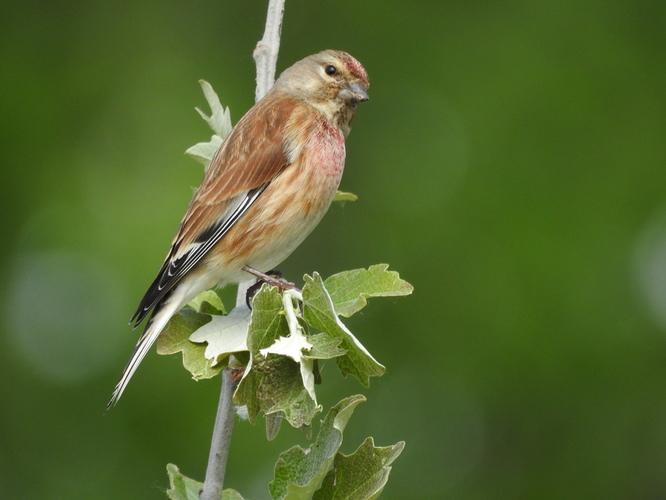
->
107, 50, 369, 409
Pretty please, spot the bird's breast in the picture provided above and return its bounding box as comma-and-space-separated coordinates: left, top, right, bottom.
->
284, 107, 346, 181
205, 112, 348, 282
304, 118, 346, 180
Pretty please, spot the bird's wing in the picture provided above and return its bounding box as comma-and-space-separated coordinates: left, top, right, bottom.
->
131, 94, 300, 325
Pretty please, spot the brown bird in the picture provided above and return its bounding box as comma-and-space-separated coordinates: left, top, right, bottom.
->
107, 50, 369, 408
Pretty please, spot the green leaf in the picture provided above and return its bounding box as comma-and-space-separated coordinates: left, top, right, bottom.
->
185, 136, 223, 167
260, 356, 319, 430
233, 284, 289, 423
166, 464, 245, 500
189, 305, 251, 366
303, 274, 385, 387
269, 395, 366, 500
259, 293, 316, 400
185, 80, 232, 169
324, 264, 414, 318
313, 438, 405, 500
234, 285, 320, 431
221, 490, 247, 500
166, 463, 202, 500
188, 289, 225, 315
196, 80, 232, 139
156, 308, 222, 380
259, 293, 345, 404
333, 190, 358, 202
306, 333, 347, 360
265, 412, 284, 441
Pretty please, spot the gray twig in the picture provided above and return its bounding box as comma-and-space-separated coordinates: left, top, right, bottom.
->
253, 0, 286, 102
199, 1, 285, 496
200, 367, 239, 500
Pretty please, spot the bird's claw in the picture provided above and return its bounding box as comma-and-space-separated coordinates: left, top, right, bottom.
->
243, 266, 301, 308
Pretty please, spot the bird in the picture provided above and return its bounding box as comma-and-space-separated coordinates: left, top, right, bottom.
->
107, 50, 370, 409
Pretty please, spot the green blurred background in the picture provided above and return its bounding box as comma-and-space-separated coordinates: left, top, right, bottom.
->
2, 0, 666, 498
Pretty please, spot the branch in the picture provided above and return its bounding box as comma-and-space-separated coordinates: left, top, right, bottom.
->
200, 367, 238, 500
199, 2, 286, 497
253, 0, 286, 102
199, 287, 254, 500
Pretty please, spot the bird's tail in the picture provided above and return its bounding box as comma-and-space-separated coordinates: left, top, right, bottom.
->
106, 284, 195, 411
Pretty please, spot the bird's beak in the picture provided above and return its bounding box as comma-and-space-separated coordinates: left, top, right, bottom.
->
344, 82, 370, 104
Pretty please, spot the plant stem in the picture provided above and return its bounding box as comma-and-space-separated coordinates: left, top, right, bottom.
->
253, 0, 286, 102
199, 281, 253, 499
199, 1, 285, 494
199, 367, 239, 500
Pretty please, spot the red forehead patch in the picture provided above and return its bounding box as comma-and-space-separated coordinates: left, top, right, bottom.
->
342, 54, 369, 87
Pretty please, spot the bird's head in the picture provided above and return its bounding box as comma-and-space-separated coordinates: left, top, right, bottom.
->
274, 50, 370, 129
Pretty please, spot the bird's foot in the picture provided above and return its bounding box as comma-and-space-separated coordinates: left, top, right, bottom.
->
242, 266, 298, 290
228, 366, 245, 383
243, 266, 300, 308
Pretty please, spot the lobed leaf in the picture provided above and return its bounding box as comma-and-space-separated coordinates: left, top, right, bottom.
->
269, 395, 366, 500
185, 80, 232, 170
156, 308, 222, 380
188, 289, 225, 315
303, 274, 385, 387
166, 464, 244, 500
324, 264, 414, 318
234, 285, 320, 431
189, 305, 251, 366
185, 136, 223, 167
313, 438, 405, 500
166, 463, 202, 500
196, 79, 233, 139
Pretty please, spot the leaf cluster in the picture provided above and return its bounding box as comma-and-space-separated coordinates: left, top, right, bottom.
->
159, 265, 412, 432
167, 396, 405, 500
161, 265, 412, 498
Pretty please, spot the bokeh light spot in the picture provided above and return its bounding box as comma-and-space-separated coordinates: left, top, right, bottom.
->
633, 204, 666, 330
5, 250, 128, 385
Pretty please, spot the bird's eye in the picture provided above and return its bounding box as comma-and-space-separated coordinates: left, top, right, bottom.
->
325, 65, 337, 76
